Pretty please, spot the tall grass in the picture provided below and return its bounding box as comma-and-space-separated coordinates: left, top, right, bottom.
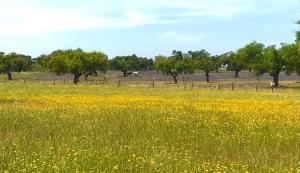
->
0, 84, 299, 172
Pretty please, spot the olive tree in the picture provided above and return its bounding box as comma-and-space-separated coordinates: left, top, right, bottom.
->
40, 49, 108, 84
0, 52, 30, 80
189, 50, 215, 83
155, 54, 194, 84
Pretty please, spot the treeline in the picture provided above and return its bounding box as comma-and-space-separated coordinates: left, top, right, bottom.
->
154, 42, 300, 87
0, 22, 299, 87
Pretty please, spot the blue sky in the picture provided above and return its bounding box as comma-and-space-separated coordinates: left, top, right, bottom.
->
0, 0, 299, 58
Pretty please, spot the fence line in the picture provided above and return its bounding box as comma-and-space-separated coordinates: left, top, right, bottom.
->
0, 78, 293, 92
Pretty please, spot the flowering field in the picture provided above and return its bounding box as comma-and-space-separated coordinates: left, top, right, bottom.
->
0, 84, 299, 172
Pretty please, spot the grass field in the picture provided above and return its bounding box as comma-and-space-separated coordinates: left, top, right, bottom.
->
0, 84, 299, 172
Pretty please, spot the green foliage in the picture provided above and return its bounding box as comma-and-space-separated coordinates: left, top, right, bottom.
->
297, 20, 300, 53
279, 43, 300, 75
189, 49, 210, 60
236, 41, 264, 71
211, 56, 222, 72
40, 49, 108, 84
264, 46, 285, 76
221, 41, 265, 78
47, 53, 68, 75
155, 54, 194, 83
251, 54, 266, 77
0, 52, 31, 80
262, 45, 286, 87
110, 55, 134, 77
172, 50, 184, 60
220, 52, 244, 77
85, 52, 109, 77
110, 54, 152, 77
189, 50, 215, 83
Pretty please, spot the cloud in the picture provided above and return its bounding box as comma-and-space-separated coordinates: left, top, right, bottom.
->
0, 0, 186, 34
0, 0, 285, 34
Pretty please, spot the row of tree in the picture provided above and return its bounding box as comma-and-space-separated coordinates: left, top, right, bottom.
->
0, 22, 299, 87
154, 42, 300, 87
36, 49, 155, 84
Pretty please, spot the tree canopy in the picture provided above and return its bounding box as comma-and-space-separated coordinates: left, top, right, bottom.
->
155, 53, 194, 83
189, 50, 215, 83
0, 52, 31, 80
109, 55, 153, 77
39, 49, 108, 84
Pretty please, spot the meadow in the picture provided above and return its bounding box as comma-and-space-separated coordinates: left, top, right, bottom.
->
0, 83, 299, 172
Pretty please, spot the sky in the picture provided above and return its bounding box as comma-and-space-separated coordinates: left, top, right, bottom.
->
0, 0, 299, 59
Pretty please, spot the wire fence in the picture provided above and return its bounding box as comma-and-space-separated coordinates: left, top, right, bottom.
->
0, 78, 298, 92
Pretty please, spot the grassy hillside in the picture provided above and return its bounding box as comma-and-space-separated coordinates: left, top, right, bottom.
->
0, 84, 299, 172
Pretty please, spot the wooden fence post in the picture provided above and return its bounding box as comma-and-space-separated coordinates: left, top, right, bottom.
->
152, 78, 155, 88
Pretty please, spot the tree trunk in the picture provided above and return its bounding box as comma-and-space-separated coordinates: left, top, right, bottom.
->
122, 71, 127, 77
73, 75, 81, 85
74, 77, 78, 85
205, 71, 210, 83
7, 72, 12, 80
172, 75, 178, 84
235, 70, 239, 78
273, 73, 279, 88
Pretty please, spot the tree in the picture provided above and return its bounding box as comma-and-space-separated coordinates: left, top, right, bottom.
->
263, 46, 286, 87
155, 54, 194, 84
40, 49, 108, 84
47, 51, 68, 75
197, 57, 215, 83
189, 50, 210, 61
279, 43, 300, 75
296, 21, 300, 73
0, 52, 4, 75
66, 49, 87, 84
236, 41, 265, 72
189, 50, 215, 83
14, 55, 31, 73
212, 56, 222, 73
220, 52, 244, 77
136, 57, 153, 70
234, 43, 299, 87
110, 55, 151, 77
83, 52, 108, 80
172, 50, 184, 60
251, 54, 266, 80
0, 53, 30, 80
110, 55, 135, 77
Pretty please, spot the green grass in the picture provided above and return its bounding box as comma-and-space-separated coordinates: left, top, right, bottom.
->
0, 84, 299, 172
